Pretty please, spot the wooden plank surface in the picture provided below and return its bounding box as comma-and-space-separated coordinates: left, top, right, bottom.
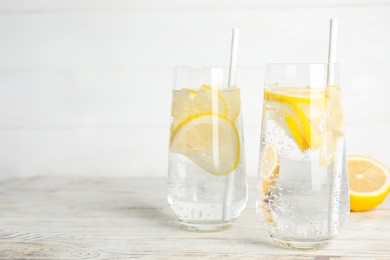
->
0, 177, 389, 259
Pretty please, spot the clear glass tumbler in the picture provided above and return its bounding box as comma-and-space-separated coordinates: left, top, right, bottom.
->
257, 64, 349, 249
167, 67, 247, 231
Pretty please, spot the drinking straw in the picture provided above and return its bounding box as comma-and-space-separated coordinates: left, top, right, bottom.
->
228, 29, 239, 89
327, 19, 338, 85
327, 18, 342, 237
222, 28, 239, 222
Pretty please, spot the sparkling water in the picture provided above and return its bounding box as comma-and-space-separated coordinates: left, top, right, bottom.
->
168, 86, 247, 231
167, 154, 247, 230
257, 87, 350, 247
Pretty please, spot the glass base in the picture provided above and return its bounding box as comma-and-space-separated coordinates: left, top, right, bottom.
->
179, 220, 235, 232
272, 237, 331, 250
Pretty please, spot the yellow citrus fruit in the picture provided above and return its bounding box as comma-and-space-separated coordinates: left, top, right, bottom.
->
264, 87, 326, 104
259, 144, 279, 227
260, 144, 280, 194
284, 115, 309, 151
171, 85, 227, 132
170, 114, 240, 176
219, 85, 241, 121
290, 102, 322, 150
264, 87, 326, 152
259, 199, 275, 227
348, 155, 390, 212
320, 85, 344, 166
326, 85, 343, 134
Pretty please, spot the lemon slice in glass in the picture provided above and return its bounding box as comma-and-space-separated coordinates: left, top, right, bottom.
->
170, 114, 240, 176
264, 87, 326, 152
171, 85, 227, 132
265, 87, 326, 104
219, 85, 241, 121
259, 144, 279, 227
261, 144, 280, 194
320, 85, 344, 166
326, 85, 343, 134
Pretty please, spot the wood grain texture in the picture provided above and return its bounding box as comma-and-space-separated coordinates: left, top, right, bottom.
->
0, 177, 389, 259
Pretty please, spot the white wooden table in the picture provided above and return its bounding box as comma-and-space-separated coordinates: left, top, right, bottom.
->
0, 177, 389, 259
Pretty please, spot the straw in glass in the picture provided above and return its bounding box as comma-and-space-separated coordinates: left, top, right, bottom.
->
327, 19, 338, 85
222, 28, 239, 222
327, 18, 343, 238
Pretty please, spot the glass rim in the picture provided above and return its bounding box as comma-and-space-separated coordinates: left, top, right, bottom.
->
266, 63, 339, 66
174, 66, 239, 70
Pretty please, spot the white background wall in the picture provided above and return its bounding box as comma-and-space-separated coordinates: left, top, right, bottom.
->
0, 0, 389, 179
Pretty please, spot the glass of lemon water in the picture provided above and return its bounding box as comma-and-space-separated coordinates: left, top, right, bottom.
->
257, 64, 349, 249
167, 67, 248, 231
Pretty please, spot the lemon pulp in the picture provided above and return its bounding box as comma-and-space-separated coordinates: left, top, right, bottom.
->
348, 155, 390, 212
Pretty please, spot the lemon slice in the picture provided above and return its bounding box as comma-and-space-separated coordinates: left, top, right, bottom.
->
260, 144, 280, 194
171, 86, 227, 132
284, 115, 309, 152
259, 144, 279, 227
348, 155, 390, 212
170, 114, 240, 176
326, 85, 343, 134
265, 87, 326, 152
265, 87, 326, 104
259, 199, 275, 227
219, 86, 241, 121
288, 102, 322, 151
320, 85, 344, 166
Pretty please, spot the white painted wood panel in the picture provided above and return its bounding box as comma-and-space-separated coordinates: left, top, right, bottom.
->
0, 1, 389, 178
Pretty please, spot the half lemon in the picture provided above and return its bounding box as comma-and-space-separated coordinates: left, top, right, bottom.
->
348, 155, 390, 212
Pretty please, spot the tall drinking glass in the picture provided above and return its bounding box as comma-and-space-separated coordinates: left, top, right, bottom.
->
168, 67, 247, 231
257, 64, 349, 249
